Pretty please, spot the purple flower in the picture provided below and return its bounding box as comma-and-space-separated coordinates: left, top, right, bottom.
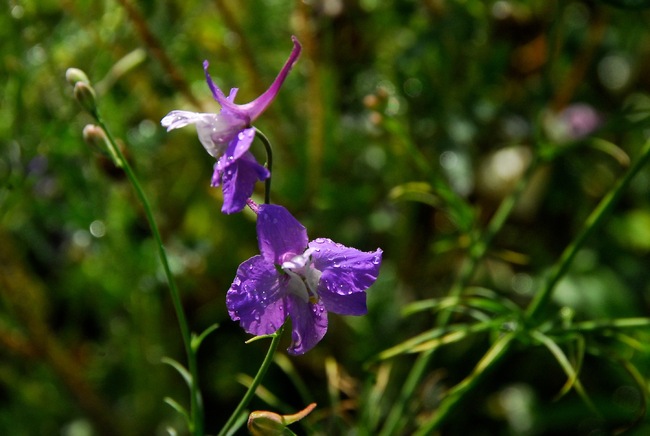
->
161, 37, 302, 214
227, 204, 382, 355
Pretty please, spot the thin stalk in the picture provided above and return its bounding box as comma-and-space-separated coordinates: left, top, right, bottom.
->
414, 138, 650, 432
526, 138, 650, 320
218, 325, 285, 436
94, 113, 203, 436
380, 157, 539, 436
255, 127, 273, 205
554, 317, 650, 335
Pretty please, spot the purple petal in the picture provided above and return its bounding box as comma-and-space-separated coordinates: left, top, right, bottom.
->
257, 205, 309, 265
203, 61, 235, 106
285, 293, 328, 355
219, 153, 270, 214
237, 36, 302, 121
226, 255, 286, 336
309, 238, 382, 295
319, 284, 368, 315
227, 127, 256, 162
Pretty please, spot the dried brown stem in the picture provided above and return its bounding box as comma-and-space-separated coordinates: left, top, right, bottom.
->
551, 8, 608, 111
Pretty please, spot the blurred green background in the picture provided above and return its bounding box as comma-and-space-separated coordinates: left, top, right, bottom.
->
3, 0, 650, 434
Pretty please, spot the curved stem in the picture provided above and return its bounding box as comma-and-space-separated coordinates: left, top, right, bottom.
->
218, 325, 285, 436
255, 127, 273, 205
94, 114, 203, 435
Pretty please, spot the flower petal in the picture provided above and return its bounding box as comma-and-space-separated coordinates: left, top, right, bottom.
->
285, 293, 327, 355
203, 61, 240, 112
161, 110, 207, 131
238, 36, 302, 121
219, 153, 270, 214
202, 36, 301, 122
227, 127, 257, 162
309, 238, 382, 295
226, 255, 286, 336
257, 205, 309, 265
161, 109, 246, 158
319, 283, 368, 315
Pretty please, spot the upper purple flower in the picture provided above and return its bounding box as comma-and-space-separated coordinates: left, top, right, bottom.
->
227, 204, 383, 355
161, 37, 302, 214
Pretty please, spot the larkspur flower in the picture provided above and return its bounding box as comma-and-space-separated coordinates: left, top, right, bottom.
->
227, 203, 382, 355
161, 37, 302, 214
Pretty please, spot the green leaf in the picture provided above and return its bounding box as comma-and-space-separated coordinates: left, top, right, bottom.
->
531, 331, 600, 416
376, 320, 500, 360
161, 356, 192, 388
163, 396, 190, 424
191, 323, 220, 353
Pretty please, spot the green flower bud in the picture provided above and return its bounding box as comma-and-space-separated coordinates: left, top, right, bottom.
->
82, 124, 106, 149
73, 82, 98, 115
248, 403, 316, 436
65, 68, 90, 86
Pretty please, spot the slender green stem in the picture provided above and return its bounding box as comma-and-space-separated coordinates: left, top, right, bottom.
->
255, 128, 273, 205
380, 157, 539, 436
414, 138, 650, 433
94, 114, 203, 436
526, 138, 650, 321
218, 325, 285, 436
554, 317, 650, 334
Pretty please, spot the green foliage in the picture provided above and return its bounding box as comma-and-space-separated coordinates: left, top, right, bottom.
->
3, 0, 650, 434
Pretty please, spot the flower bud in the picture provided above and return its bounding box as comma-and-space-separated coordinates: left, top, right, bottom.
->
82, 124, 107, 149
73, 81, 98, 115
82, 124, 124, 169
247, 403, 316, 436
65, 68, 90, 86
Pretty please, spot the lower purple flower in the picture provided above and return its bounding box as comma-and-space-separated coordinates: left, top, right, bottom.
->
210, 128, 270, 214
226, 204, 383, 355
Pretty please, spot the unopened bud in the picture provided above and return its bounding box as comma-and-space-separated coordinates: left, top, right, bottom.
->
65, 68, 90, 86
82, 124, 107, 149
248, 403, 316, 436
73, 81, 98, 115
82, 124, 123, 168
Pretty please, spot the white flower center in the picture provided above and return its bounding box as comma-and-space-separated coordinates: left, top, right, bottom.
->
281, 248, 322, 303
